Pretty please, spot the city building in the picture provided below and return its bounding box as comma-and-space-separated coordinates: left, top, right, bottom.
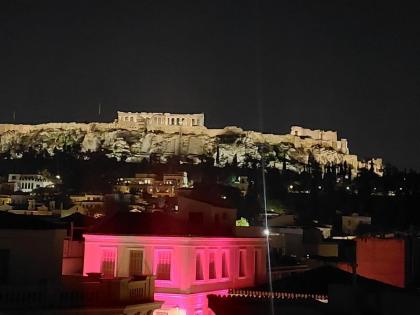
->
339, 235, 420, 288
61, 213, 97, 276
0, 195, 11, 206
0, 212, 162, 314
8, 173, 55, 193
69, 194, 105, 217
0, 212, 67, 285
115, 172, 190, 198
83, 207, 267, 315
341, 213, 372, 235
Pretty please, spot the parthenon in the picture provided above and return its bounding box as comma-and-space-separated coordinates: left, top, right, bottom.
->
117, 111, 205, 128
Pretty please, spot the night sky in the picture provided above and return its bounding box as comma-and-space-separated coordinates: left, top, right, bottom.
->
1, 1, 419, 169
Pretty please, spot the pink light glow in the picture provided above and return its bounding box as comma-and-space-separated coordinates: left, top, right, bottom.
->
154, 290, 228, 315
83, 234, 266, 315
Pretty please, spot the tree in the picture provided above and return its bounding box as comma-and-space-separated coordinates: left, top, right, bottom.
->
215, 146, 220, 165
231, 154, 238, 168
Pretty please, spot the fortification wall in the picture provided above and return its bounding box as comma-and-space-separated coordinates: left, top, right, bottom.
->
0, 122, 130, 134
146, 124, 209, 135
291, 126, 338, 142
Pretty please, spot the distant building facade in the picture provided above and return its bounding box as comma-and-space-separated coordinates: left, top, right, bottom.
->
8, 174, 54, 193
339, 235, 420, 288
83, 195, 267, 315
115, 172, 190, 197
0, 213, 66, 285
341, 214, 371, 235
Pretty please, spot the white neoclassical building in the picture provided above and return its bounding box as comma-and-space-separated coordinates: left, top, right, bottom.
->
117, 111, 205, 128
8, 174, 55, 193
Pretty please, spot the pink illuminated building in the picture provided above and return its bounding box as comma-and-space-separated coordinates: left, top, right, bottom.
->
83, 201, 267, 315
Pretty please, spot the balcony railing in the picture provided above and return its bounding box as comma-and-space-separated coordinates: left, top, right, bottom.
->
0, 275, 156, 309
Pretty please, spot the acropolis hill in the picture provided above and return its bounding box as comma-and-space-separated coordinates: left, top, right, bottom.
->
0, 111, 383, 176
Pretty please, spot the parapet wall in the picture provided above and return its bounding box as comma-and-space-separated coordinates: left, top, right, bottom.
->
0, 122, 124, 134
291, 126, 338, 142
290, 126, 348, 154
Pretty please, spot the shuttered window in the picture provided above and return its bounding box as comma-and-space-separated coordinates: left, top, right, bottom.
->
156, 250, 171, 280
129, 250, 143, 276
195, 252, 204, 280
239, 249, 246, 278
209, 252, 216, 279
221, 250, 229, 278
101, 248, 116, 278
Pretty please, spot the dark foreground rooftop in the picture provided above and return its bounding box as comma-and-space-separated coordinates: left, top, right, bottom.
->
0, 212, 65, 230
87, 211, 235, 237
259, 265, 407, 295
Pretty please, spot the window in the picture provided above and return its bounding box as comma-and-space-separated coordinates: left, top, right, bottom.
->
156, 250, 171, 280
209, 252, 216, 280
221, 250, 229, 278
195, 252, 204, 281
129, 250, 143, 276
239, 249, 246, 278
101, 248, 116, 278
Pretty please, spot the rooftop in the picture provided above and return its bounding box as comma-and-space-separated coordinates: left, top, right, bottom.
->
258, 265, 407, 294
0, 212, 66, 230
87, 211, 235, 237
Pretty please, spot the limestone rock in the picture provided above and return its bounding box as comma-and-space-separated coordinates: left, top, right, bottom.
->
0, 122, 383, 175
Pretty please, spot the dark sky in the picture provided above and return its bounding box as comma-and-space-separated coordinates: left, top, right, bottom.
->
1, 0, 419, 169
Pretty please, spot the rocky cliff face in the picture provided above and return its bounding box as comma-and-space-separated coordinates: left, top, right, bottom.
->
0, 123, 381, 175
